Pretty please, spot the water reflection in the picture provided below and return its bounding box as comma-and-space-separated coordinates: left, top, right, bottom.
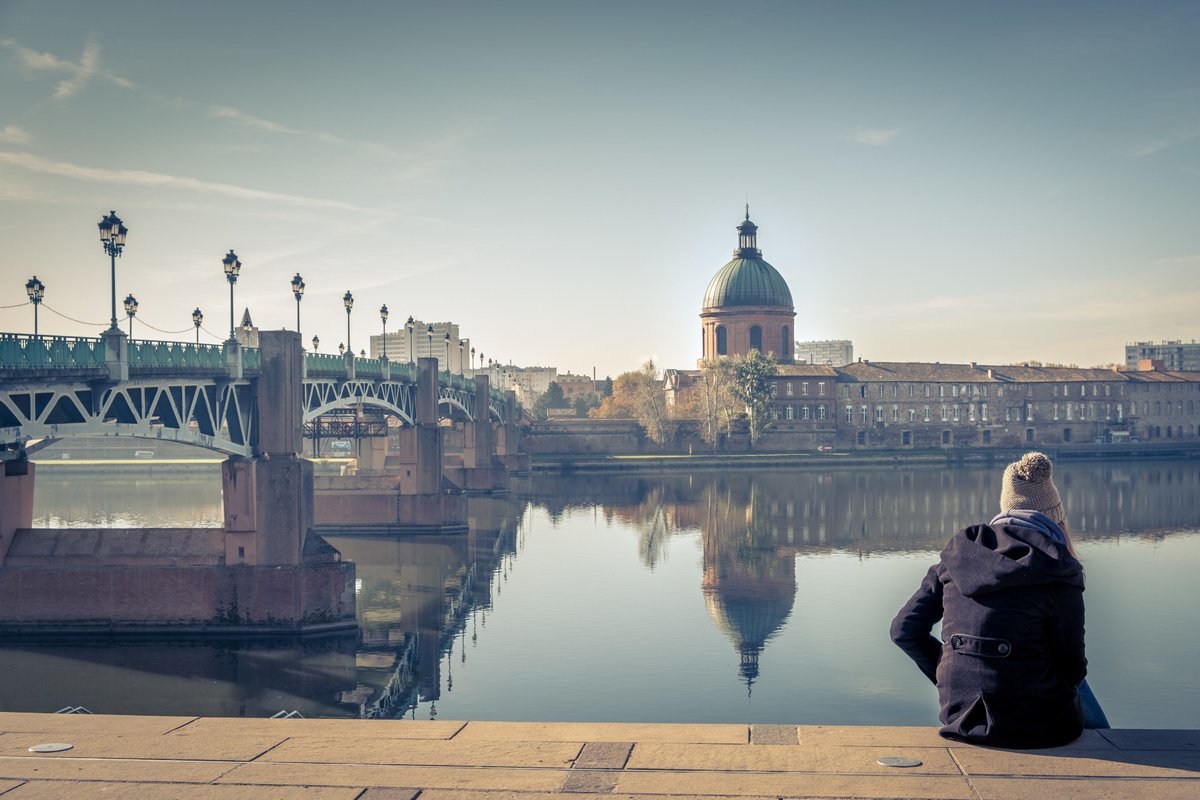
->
11, 460, 1199, 722
13, 480, 523, 718
531, 459, 1200, 689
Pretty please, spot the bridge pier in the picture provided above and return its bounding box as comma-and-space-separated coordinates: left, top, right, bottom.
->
313, 358, 467, 533
0, 330, 356, 635
0, 459, 34, 567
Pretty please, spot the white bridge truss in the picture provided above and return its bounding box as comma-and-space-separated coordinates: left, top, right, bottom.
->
1, 374, 504, 457
0, 378, 256, 456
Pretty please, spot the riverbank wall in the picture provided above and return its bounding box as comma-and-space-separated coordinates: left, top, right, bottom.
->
531, 440, 1200, 473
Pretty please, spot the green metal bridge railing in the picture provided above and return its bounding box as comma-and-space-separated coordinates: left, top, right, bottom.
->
0, 333, 105, 370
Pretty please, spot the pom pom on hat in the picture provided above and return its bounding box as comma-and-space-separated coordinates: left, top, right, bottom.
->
999, 451, 1065, 524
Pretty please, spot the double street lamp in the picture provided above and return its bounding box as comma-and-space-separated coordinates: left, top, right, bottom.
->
291, 273, 305, 334
380, 304, 389, 359
25, 276, 44, 337
343, 290, 354, 353
192, 308, 203, 344
123, 293, 139, 339
97, 211, 128, 333
222, 250, 242, 342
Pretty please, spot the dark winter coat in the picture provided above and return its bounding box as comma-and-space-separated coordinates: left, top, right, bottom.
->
890, 514, 1087, 748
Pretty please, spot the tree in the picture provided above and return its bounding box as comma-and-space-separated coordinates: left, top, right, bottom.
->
731, 349, 777, 447
590, 360, 674, 445
678, 358, 738, 448
532, 381, 569, 420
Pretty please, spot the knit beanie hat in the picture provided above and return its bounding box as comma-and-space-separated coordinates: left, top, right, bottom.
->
999, 451, 1064, 524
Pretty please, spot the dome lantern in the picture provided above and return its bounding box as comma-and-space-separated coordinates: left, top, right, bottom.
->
736, 204, 760, 257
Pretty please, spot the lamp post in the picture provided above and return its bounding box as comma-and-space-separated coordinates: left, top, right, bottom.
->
406, 316, 414, 363
123, 293, 138, 339
380, 304, 389, 359
312, 335, 319, 352
471, 346, 476, 371
25, 276, 44, 338
97, 211, 128, 333
338, 342, 345, 355
192, 308, 203, 344
426, 324, 433, 360
291, 272, 305, 334
443, 332, 450, 370
459, 340, 464, 374
343, 290, 353, 353
222, 250, 241, 342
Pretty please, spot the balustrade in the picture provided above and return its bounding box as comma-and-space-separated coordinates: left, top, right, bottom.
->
0, 333, 105, 370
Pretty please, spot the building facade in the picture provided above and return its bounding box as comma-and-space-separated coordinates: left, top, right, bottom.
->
1126, 340, 1200, 371
795, 339, 853, 366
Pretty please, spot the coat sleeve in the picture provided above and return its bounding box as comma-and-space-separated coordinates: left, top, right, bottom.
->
890, 564, 945, 684
1049, 585, 1087, 688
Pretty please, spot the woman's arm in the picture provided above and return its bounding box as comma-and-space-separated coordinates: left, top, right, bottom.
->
890, 564, 945, 684
1050, 586, 1087, 687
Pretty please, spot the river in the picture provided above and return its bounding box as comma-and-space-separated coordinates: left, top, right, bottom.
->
3, 457, 1197, 728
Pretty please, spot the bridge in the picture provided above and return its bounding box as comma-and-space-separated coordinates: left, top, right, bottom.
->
0, 330, 514, 457
0, 327, 525, 634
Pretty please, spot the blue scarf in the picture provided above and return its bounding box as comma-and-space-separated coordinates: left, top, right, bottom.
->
989, 509, 1068, 547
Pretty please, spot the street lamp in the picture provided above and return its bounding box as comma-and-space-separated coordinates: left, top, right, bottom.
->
25, 276, 44, 337
338, 342, 345, 355
343, 290, 353, 352
291, 272, 305, 334
192, 308, 203, 344
426, 324, 433, 360
312, 335, 319, 351
406, 316, 414, 363
97, 211, 128, 332
222, 250, 242, 342
380, 304, 389, 359
123, 293, 138, 339
471, 346, 476, 371
459, 340, 464, 374
443, 332, 451, 369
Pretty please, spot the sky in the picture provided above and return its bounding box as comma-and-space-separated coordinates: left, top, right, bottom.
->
1, 0, 1198, 378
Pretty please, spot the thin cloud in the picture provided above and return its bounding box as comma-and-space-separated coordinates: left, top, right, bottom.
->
1, 35, 134, 99
0, 125, 31, 144
1131, 124, 1200, 157
0, 150, 387, 215
850, 127, 902, 146
210, 105, 398, 158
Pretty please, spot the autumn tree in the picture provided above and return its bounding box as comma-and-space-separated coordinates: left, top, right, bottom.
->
590, 360, 674, 445
731, 348, 777, 447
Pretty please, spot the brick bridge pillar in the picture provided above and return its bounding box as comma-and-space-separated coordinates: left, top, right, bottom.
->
222, 330, 314, 566
0, 459, 35, 566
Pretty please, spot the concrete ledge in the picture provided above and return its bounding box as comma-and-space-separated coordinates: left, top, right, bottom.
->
0, 715, 1195, 799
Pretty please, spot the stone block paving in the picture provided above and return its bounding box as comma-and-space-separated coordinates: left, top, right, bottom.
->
0, 713, 1196, 799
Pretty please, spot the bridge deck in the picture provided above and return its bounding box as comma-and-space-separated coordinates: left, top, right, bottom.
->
0, 712, 1195, 799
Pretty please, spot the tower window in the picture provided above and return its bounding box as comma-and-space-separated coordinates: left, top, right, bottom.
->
716, 325, 727, 356
750, 325, 762, 352
781, 326, 790, 357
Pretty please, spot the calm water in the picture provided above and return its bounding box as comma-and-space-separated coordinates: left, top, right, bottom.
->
5, 459, 1198, 727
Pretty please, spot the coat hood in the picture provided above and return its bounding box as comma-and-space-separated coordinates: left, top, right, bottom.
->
940, 516, 1084, 598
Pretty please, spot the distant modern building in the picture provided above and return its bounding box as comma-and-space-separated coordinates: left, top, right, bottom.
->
796, 339, 853, 366
1126, 340, 1200, 371
370, 320, 469, 373
700, 208, 795, 364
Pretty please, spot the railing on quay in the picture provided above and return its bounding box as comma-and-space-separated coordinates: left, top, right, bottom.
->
0, 333, 105, 370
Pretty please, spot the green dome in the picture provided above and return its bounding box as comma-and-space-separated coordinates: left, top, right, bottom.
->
703, 256, 793, 309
